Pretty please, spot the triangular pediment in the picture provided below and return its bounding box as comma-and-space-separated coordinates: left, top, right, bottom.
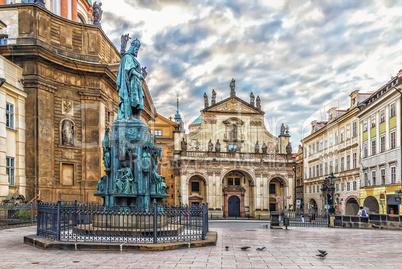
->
203, 96, 264, 115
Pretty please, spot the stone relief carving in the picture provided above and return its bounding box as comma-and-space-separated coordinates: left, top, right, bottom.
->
62, 99, 73, 115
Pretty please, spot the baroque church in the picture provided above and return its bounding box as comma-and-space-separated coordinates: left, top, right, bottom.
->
173, 80, 294, 218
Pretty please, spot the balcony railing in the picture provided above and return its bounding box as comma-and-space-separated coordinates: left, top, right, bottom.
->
180, 151, 291, 162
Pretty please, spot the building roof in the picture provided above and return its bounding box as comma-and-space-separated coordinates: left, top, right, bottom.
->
189, 115, 201, 126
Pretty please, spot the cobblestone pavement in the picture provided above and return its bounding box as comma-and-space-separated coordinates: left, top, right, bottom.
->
0, 224, 401, 268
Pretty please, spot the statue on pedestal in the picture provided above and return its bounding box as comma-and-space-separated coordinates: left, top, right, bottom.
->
116, 38, 145, 120
208, 139, 214, 152
261, 142, 267, 154
215, 139, 221, 153
181, 138, 187, 151
255, 141, 259, 154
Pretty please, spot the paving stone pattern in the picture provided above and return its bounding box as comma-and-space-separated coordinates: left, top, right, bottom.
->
0, 225, 401, 268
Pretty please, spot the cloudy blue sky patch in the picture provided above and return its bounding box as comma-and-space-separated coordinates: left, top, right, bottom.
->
102, 0, 402, 150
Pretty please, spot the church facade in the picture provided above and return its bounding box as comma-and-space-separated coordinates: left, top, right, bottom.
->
173, 82, 294, 218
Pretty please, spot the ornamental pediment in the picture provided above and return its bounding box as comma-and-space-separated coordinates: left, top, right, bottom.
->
205, 96, 262, 115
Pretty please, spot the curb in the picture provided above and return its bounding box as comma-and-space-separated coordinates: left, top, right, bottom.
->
24, 231, 217, 251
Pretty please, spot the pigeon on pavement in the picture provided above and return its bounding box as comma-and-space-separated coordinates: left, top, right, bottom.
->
241, 246, 251, 251
256, 247, 266, 251
316, 252, 327, 258
318, 249, 327, 254
225, 246, 229, 251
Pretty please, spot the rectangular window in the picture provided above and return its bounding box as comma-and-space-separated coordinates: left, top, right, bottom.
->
340, 157, 344, 172
313, 168, 315, 178
371, 139, 376, 155
353, 181, 357, 191
335, 159, 338, 173
391, 167, 396, 184
320, 141, 323, 151
309, 186, 312, 193
353, 153, 357, 169
309, 167, 311, 178
364, 173, 368, 186
390, 131, 396, 149
380, 109, 385, 123
320, 164, 323, 177
324, 138, 328, 148
371, 116, 376, 128
364, 144, 368, 158
269, 184, 276, 194
346, 124, 351, 139
347, 182, 350, 191
335, 132, 338, 144
309, 145, 311, 156
381, 169, 385, 185
363, 121, 368, 132
346, 155, 350, 171
191, 181, 200, 192
390, 103, 396, 117
340, 132, 344, 142
61, 163, 74, 186
317, 185, 320, 193
336, 183, 339, 192
0, 36, 8, 46
316, 165, 319, 177
380, 136, 385, 152
228, 178, 233, 185
341, 183, 344, 191
312, 185, 315, 193
6, 157, 15, 186
6, 102, 14, 129
372, 171, 376, 186
330, 161, 333, 174
235, 178, 240, 185
154, 129, 162, 136
325, 163, 328, 175
312, 144, 315, 154
329, 134, 333, 146
316, 142, 319, 152
352, 122, 357, 137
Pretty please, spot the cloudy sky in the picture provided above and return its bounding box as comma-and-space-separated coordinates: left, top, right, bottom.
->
102, 0, 402, 151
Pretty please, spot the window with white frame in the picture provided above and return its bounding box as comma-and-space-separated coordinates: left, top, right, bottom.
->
372, 171, 376, 185
335, 159, 338, 173
371, 139, 376, 155
346, 124, 351, 139
335, 132, 338, 144
325, 162, 328, 175
381, 169, 385, 185
380, 136, 385, 152
316, 165, 319, 177
353, 152, 357, 169
329, 134, 333, 146
320, 164, 323, 176
336, 183, 339, 192
371, 116, 376, 128
391, 166, 396, 184
312, 185, 315, 193
6, 102, 14, 129
363, 143, 368, 158
340, 157, 344, 172
330, 161, 333, 174
316, 142, 319, 152
313, 167, 315, 178
340, 132, 344, 142
309, 186, 312, 193
317, 185, 320, 192
380, 109, 385, 123
309, 167, 311, 178
390, 131, 396, 149
324, 138, 328, 148
346, 155, 350, 170
352, 122, 357, 137
341, 182, 344, 191
320, 140, 323, 151
363, 120, 368, 132
353, 181, 357, 191
347, 182, 350, 191
6, 157, 15, 186
390, 103, 396, 117
154, 129, 162, 136
364, 172, 369, 186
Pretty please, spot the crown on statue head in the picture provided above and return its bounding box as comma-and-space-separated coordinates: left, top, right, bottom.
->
131, 38, 141, 48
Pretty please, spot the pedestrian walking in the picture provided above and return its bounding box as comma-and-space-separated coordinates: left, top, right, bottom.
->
301, 212, 305, 223
311, 210, 316, 224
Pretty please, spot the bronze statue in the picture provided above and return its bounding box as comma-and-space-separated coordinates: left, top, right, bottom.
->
286, 142, 292, 155
215, 139, 221, 152
230, 78, 236, 96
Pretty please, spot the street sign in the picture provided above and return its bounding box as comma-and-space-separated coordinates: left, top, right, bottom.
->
276, 196, 282, 203
296, 199, 301, 205
285, 196, 291, 200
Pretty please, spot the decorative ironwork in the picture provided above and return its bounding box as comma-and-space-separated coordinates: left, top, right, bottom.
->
36, 200, 209, 243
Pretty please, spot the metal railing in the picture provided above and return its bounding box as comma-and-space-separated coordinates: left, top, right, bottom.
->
37, 200, 209, 243
0, 203, 36, 229
284, 210, 329, 227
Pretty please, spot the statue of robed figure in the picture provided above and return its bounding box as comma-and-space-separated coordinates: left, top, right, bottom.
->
116, 38, 145, 120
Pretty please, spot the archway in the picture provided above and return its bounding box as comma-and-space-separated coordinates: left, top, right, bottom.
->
268, 177, 288, 212
309, 199, 318, 212
228, 196, 240, 217
187, 175, 207, 206
222, 170, 254, 217
363, 196, 379, 214
345, 197, 359, 215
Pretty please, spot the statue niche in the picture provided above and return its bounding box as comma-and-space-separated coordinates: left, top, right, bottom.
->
61, 119, 74, 146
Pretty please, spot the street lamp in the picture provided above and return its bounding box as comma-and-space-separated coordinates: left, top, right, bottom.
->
327, 173, 336, 214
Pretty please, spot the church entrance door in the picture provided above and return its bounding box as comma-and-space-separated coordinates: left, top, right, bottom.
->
228, 196, 240, 217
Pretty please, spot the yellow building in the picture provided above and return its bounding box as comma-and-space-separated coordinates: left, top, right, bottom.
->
302, 90, 371, 215
148, 114, 175, 205
0, 55, 27, 202
358, 71, 402, 215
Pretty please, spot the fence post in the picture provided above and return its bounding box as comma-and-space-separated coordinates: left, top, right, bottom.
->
73, 200, 78, 226
153, 200, 157, 244
202, 203, 208, 240
56, 200, 61, 241
36, 200, 41, 235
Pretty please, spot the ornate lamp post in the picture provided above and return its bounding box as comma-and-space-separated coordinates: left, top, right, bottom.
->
327, 173, 336, 214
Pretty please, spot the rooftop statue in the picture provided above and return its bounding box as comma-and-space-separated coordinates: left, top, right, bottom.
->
230, 78, 236, 96
116, 39, 145, 120
92, 1, 103, 27
120, 33, 131, 54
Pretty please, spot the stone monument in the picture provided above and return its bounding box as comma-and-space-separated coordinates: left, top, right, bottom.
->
95, 38, 169, 211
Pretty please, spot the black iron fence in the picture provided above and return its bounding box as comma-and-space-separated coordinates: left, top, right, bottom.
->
0, 203, 36, 229
284, 210, 329, 227
37, 201, 209, 243
333, 214, 402, 229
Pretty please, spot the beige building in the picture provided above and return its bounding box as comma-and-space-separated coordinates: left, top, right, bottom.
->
302, 91, 371, 215
358, 72, 402, 215
0, 55, 27, 201
173, 84, 294, 218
